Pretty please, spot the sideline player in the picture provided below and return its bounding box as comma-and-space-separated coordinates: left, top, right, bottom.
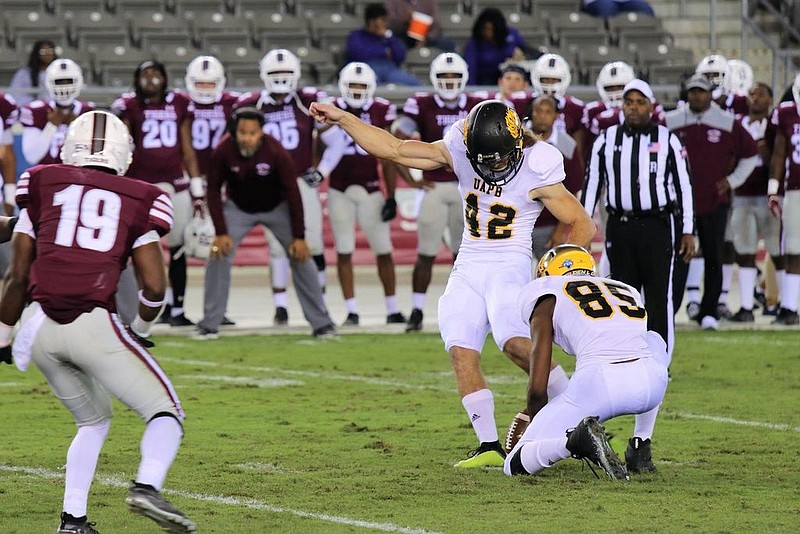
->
504, 245, 669, 480
0, 110, 195, 533
309, 98, 595, 468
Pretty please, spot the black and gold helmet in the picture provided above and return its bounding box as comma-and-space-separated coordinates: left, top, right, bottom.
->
463, 100, 524, 186
537, 244, 596, 277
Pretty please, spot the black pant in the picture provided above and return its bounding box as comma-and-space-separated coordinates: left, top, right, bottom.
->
695, 205, 729, 320
606, 212, 675, 351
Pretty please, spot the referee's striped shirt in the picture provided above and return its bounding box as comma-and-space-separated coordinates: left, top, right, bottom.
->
582, 123, 694, 235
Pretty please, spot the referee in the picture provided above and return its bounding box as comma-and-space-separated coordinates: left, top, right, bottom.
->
582, 79, 695, 356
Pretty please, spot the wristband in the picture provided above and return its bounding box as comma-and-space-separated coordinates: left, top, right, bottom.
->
0, 321, 13, 346
767, 179, 780, 196
138, 289, 166, 309
130, 315, 154, 338
190, 176, 206, 198
3, 183, 16, 207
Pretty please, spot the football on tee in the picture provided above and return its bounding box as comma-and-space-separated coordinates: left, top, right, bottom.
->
505, 410, 531, 453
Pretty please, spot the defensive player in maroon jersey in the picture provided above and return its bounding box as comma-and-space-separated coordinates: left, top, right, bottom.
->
0, 111, 195, 533
767, 73, 800, 325
235, 49, 344, 325
397, 52, 483, 331
183, 55, 239, 327
0, 91, 19, 216
327, 62, 405, 326
112, 60, 202, 327
20, 58, 94, 168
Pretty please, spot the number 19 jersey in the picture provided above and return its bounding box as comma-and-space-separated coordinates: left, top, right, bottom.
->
518, 276, 650, 368
443, 119, 566, 263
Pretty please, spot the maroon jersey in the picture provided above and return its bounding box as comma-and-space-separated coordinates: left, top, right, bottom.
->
553, 95, 585, 138
0, 92, 19, 142
16, 164, 173, 324
771, 101, 800, 191
19, 100, 95, 164
329, 97, 396, 194
538, 131, 584, 227
586, 102, 667, 137
402, 92, 483, 183
111, 91, 194, 190
235, 88, 325, 176
207, 134, 303, 238
721, 93, 749, 116
185, 90, 239, 176
666, 105, 759, 214
736, 115, 776, 197
472, 89, 532, 121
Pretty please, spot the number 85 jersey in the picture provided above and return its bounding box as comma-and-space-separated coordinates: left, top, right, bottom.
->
16, 164, 173, 324
518, 276, 650, 368
444, 119, 565, 263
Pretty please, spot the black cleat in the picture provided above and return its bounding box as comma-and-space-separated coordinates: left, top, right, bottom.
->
625, 437, 657, 473
716, 303, 732, 320
126, 483, 196, 533
763, 304, 779, 316
566, 416, 629, 480
405, 308, 423, 332
729, 307, 754, 323
312, 324, 340, 339
342, 313, 359, 326
772, 308, 800, 325
221, 315, 236, 326
167, 313, 195, 327
57, 512, 100, 534
387, 312, 406, 324
274, 306, 289, 326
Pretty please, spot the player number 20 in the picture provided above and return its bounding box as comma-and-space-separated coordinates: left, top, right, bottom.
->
464, 193, 516, 239
53, 185, 121, 253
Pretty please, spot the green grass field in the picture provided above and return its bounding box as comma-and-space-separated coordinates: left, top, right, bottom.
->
1, 331, 798, 533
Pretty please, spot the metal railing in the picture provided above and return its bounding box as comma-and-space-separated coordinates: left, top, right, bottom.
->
741, 0, 800, 90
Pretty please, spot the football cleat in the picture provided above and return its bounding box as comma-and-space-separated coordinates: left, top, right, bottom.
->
312, 324, 340, 339
221, 315, 236, 326
771, 308, 799, 325
57, 513, 100, 534
728, 308, 754, 323
126, 483, 196, 533
387, 312, 407, 324
192, 326, 219, 341
625, 437, 657, 473
274, 306, 289, 326
763, 304, 779, 316
405, 308, 423, 332
168, 314, 195, 327
565, 416, 629, 480
454, 441, 506, 468
342, 313, 359, 326
700, 316, 719, 330
685, 301, 700, 321
716, 303, 732, 320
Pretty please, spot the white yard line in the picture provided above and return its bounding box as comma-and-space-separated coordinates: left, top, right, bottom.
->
0, 464, 442, 534
675, 412, 800, 432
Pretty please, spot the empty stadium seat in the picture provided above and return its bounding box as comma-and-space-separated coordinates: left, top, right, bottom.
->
293, 45, 339, 85
633, 42, 695, 69
64, 9, 127, 49
548, 11, 607, 48
646, 63, 695, 87
129, 12, 190, 48
248, 11, 309, 50
5, 10, 64, 49
607, 12, 661, 46
403, 46, 442, 82
309, 11, 361, 49
108, 0, 172, 14
578, 45, 637, 84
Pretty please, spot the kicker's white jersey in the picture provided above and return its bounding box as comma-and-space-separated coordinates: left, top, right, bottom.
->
518, 276, 650, 369
443, 119, 565, 263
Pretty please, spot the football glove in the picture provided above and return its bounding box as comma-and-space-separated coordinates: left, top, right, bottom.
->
381, 197, 397, 222
0, 345, 12, 365
301, 168, 324, 187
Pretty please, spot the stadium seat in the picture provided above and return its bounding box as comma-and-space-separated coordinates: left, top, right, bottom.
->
293, 45, 339, 86
646, 63, 695, 87
227, 65, 262, 89
187, 10, 247, 46
0, 47, 22, 85
64, 9, 127, 49
141, 34, 195, 54
617, 30, 673, 52
205, 42, 262, 70
532, 0, 582, 17
309, 11, 361, 49
439, 10, 475, 42
108, 0, 172, 15
634, 42, 695, 69
53, 0, 106, 12
5, 11, 64, 48
200, 32, 253, 54
607, 12, 661, 46
76, 31, 132, 55
234, 0, 284, 16
507, 12, 550, 48
549, 11, 607, 48
175, 0, 228, 15
403, 46, 442, 82
129, 12, 190, 48
248, 11, 309, 51
578, 45, 637, 84
93, 45, 154, 86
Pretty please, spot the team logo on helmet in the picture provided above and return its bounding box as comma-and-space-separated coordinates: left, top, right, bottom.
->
505, 108, 521, 141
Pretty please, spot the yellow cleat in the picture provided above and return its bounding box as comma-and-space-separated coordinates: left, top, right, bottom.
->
454, 442, 507, 468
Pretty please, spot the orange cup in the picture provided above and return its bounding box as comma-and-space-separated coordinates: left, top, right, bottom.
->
407, 11, 433, 41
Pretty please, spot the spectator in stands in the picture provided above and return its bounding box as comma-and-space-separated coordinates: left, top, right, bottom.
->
345, 3, 420, 86
580, 0, 655, 18
463, 8, 526, 85
386, 0, 455, 51
9, 40, 57, 107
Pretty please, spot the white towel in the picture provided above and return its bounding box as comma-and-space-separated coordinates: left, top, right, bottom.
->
12, 303, 46, 372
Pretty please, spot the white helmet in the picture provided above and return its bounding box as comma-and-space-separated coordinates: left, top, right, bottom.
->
338, 62, 376, 109
793, 72, 800, 108
727, 59, 753, 94
185, 55, 226, 104
61, 111, 133, 176
596, 61, 635, 107
259, 49, 301, 94
532, 53, 572, 96
183, 211, 216, 259
45, 58, 84, 106
429, 52, 468, 100
696, 54, 730, 94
